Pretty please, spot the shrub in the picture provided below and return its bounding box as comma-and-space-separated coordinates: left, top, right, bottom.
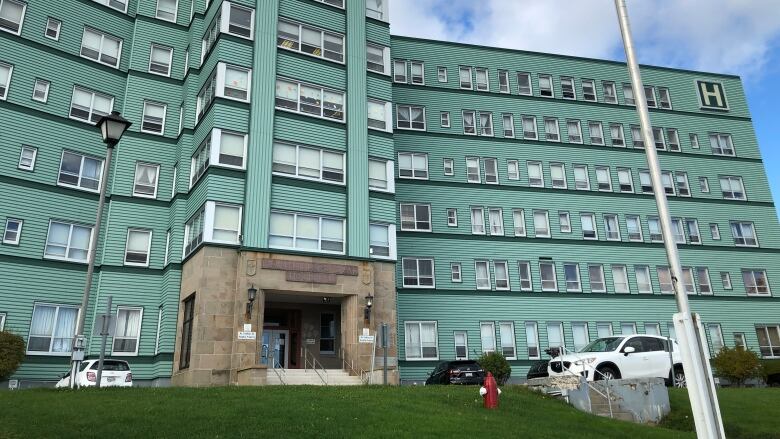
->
478, 352, 511, 385
712, 347, 763, 387
0, 331, 26, 380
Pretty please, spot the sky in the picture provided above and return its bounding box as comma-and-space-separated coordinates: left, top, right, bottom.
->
389, 0, 780, 214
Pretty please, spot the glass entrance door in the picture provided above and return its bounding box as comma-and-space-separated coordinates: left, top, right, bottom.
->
261, 329, 289, 368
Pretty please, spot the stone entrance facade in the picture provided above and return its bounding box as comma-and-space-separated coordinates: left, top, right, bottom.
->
171, 246, 398, 386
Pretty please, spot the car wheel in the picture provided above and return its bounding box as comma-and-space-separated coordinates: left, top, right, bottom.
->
595, 365, 619, 381
672, 368, 686, 388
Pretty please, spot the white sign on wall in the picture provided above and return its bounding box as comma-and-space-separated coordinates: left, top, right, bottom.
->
359, 335, 375, 343
238, 331, 257, 340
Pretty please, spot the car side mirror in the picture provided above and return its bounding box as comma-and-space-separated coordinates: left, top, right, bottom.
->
623, 346, 636, 356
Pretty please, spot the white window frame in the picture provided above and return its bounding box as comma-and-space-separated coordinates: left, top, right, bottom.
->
369, 223, 396, 260
533, 210, 550, 238
564, 262, 582, 292
550, 163, 566, 189
544, 117, 560, 142
539, 261, 558, 292
32, 79, 50, 103
440, 111, 450, 128
466, 157, 480, 183
560, 76, 575, 100
498, 70, 510, 93
458, 66, 472, 90
731, 221, 758, 247
755, 325, 780, 358
697, 267, 712, 295
691, 133, 700, 149
396, 104, 426, 131
499, 322, 516, 359
720, 176, 746, 200
398, 152, 429, 180
462, 110, 476, 135
112, 307, 144, 356
709, 133, 735, 156
277, 18, 345, 64
604, 214, 621, 241
443, 158, 454, 176
582, 79, 597, 101
488, 208, 504, 235
222, 2, 255, 40
480, 322, 496, 354
268, 210, 342, 254
502, 113, 515, 138
636, 265, 653, 294
274, 76, 341, 123
479, 112, 494, 137
517, 72, 532, 95
45, 17, 61, 40
507, 160, 519, 180
589, 264, 606, 293
401, 258, 435, 289
581, 213, 597, 240
156, 0, 178, 22
483, 158, 498, 184
366, 43, 391, 75
400, 203, 431, 232
133, 162, 160, 199
567, 119, 583, 144
589, 121, 604, 145
572, 322, 590, 352
623, 83, 635, 105
124, 229, 153, 267
700, 177, 710, 193
474, 67, 489, 91
141, 101, 167, 135
80, 27, 123, 68
658, 87, 672, 109
368, 158, 394, 193
527, 161, 544, 187
18, 145, 37, 170
686, 218, 701, 245
149, 44, 174, 77
437, 66, 447, 83
0, 0, 26, 35
559, 211, 571, 233
522, 115, 537, 140
183, 201, 243, 256
44, 220, 94, 263
603, 81, 617, 104
446, 208, 457, 227
612, 265, 630, 293
710, 223, 721, 240
546, 322, 565, 351
667, 128, 681, 152
610, 123, 625, 147
518, 261, 532, 291
26, 303, 81, 355
93, 0, 128, 13
475, 260, 491, 290
3, 218, 23, 245
626, 215, 643, 242
525, 322, 540, 359
454, 330, 468, 360
595, 166, 612, 192
617, 168, 633, 193
271, 140, 345, 185
538, 73, 554, 97
512, 209, 526, 237
57, 150, 104, 193
470, 207, 485, 235
573, 165, 590, 190
494, 261, 510, 291
393, 60, 407, 83
69, 86, 114, 124
450, 263, 462, 283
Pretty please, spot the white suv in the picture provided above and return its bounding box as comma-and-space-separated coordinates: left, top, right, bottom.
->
55, 359, 133, 388
547, 335, 685, 387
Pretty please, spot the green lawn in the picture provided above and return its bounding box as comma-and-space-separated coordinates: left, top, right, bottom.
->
0, 386, 776, 439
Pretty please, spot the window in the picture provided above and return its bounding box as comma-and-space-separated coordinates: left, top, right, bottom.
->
133, 162, 160, 198
475, 68, 488, 91
671, 217, 685, 243
527, 161, 543, 187
27, 304, 79, 354
513, 209, 526, 237
0, 313, 4, 330
567, 120, 583, 144
648, 217, 663, 242
636, 265, 652, 294
544, 117, 560, 142
191, 130, 248, 184
80, 28, 122, 68
533, 210, 550, 238
699, 177, 710, 193
582, 79, 596, 101
45, 17, 61, 40
580, 213, 597, 240
405, 321, 438, 359
0, 0, 26, 34
644, 86, 656, 107
111, 307, 143, 355
522, 116, 537, 140
550, 163, 566, 189
617, 168, 633, 193
156, 0, 178, 21
572, 322, 590, 351
498, 70, 509, 93
755, 326, 780, 357
644, 323, 661, 336
146, 45, 174, 79
731, 222, 757, 247
470, 207, 485, 235
366, 0, 388, 21
480, 322, 496, 353
589, 121, 604, 145
459, 66, 472, 89
485, 158, 499, 183
621, 322, 637, 335
518, 262, 532, 291
690, 133, 700, 149
589, 265, 606, 292
676, 172, 690, 197
540, 261, 557, 291
164, 230, 171, 266
499, 322, 516, 358
564, 263, 582, 292
639, 170, 653, 194
141, 101, 167, 135
396, 105, 426, 130
595, 166, 612, 191
275, 78, 343, 121
681, 267, 696, 294
667, 129, 681, 152
369, 223, 394, 259
507, 160, 519, 180
393, 60, 407, 83
454, 331, 468, 359
32, 79, 50, 102
502, 113, 515, 138
495, 261, 510, 290
44, 221, 93, 263
709, 133, 735, 156
440, 111, 450, 128
443, 158, 454, 176
269, 211, 343, 254
69, 86, 113, 123
475, 261, 491, 290
560, 76, 575, 99
610, 123, 625, 147
538, 74, 553, 97
450, 263, 462, 282
18, 145, 36, 170
559, 212, 571, 233
447, 209, 457, 227
179, 294, 195, 369
272, 141, 345, 185
58, 151, 103, 192
709, 223, 721, 240
3, 218, 22, 245
488, 208, 503, 235
743, 270, 770, 296
402, 258, 435, 288
466, 157, 480, 183
479, 112, 494, 136
697, 268, 712, 294
658, 87, 672, 109
410, 61, 424, 84
604, 214, 620, 241
222, 2, 254, 38
222, 65, 251, 101
652, 127, 666, 150
623, 83, 635, 105
626, 215, 643, 241
462, 110, 476, 135
597, 322, 613, 338
612, 265, 629, 293
704, 324, 724, 353
525, 322, 540, 359
734, 333, 746, 350
368, 158, 392, 192
720, 176, 746, 200
437, 66, 447, 82
667, 323, 677, 340
603, 81, 617, 103
398, 153, 428, 179
686, 219, 701, 244
400, 204, 431, 232
631, 125, 644, 148
662, 171, 675, 195
123, 229, 153, 268
547, 322, 564, 350
573, 165, 590, 190
319, 313, 336, 354
366, 44, 390, 74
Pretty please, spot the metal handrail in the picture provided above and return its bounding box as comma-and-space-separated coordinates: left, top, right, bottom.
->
555, 346, 614, 419
339, 347, 370, 384
302, 346, 328, 385
268, 351, 286, 385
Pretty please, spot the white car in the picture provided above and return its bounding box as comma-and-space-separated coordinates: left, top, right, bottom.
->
55, 359, 133, 388
547, 335, 685, 387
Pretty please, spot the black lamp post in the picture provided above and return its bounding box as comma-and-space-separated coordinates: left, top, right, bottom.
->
364, 295, 374, 322
246, 285, 258, 317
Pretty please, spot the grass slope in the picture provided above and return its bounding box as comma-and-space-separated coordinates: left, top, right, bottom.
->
0, 386, 691, 439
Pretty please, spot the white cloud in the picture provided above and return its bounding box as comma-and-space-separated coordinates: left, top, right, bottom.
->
390, 0, 780, 79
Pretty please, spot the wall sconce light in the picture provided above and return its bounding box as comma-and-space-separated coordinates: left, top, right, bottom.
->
322, 297, 331, 304
246, 285, 258, 318
364, 294, 374, 322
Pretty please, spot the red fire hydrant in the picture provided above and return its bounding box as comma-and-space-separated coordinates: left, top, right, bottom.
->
479, 372, 501, 409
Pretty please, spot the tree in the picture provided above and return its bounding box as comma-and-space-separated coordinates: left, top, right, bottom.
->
478, 352, 512, 385
0, 331, 25, 380
712, 347, 763, 387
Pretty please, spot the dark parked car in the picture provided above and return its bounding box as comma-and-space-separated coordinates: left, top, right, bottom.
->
526, 360, 550, 380
425, 360, 485, 385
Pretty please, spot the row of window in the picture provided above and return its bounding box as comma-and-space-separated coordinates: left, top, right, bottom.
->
400, 257, 771, 297
405, 321, 780, 361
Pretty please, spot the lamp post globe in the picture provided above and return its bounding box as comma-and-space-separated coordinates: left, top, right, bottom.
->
97, 111, 132, 146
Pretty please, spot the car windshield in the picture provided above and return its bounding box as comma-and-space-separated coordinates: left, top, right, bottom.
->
580, 337, 625, 352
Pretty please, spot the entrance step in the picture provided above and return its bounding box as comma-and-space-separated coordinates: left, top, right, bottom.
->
267, 369, 364, 386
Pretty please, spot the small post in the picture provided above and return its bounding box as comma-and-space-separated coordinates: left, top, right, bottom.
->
381, 323, 389, 385
95, 296, 112, 388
